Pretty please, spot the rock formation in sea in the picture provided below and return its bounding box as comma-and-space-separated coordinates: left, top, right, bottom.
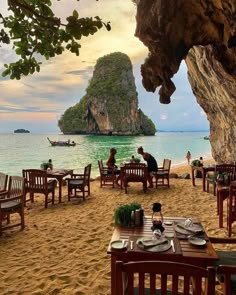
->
134, 0, 236, 163
14, 129, 30, 133
59, 52, 156, 135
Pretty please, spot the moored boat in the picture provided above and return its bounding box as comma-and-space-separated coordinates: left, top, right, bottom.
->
203, 136, 209, 140
47, 137, 76, 146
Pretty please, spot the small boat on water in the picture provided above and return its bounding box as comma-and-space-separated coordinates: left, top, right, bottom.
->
47, 137, 76, 147
203, 136, 209, 140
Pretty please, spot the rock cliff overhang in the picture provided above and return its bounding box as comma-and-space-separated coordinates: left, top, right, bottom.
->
133, 0, 236, 162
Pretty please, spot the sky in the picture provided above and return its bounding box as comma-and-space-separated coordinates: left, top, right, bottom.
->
0, 0, 209, 133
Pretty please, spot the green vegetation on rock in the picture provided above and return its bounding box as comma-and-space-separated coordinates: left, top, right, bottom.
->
59, 52, 156, 135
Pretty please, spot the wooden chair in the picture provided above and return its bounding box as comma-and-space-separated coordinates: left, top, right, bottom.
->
209, 237, 236, 295
22, 169, 34, 205
0, 176, 25, 236
206, 164, 236, 195
0, 172, 8, 194
152, 158, 171, 188
25, 169, 57, 208
122, 163, 148, 194
227, 182, 236, 237
67, 164, 91, 201
98, 159, 116, 188
115, 260, 215, 295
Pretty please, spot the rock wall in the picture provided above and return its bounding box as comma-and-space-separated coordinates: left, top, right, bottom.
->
59, 52, 156, 135
134, 0, 236, 162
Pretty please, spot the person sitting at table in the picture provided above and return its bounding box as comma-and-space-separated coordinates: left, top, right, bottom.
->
137, 146, 158, 188
106, 147, 120, 186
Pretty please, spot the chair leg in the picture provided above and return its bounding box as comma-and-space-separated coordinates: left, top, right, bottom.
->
20, 205, 25, 229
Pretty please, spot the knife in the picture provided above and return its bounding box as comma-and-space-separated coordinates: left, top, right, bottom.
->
171, 240, 175, 253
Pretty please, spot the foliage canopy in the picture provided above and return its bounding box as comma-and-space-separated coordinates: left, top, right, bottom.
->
0, 0, 110, 79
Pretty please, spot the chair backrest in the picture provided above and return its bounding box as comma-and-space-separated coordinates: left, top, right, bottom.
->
227, 182, 236, 237
84, 164, 91, 185
98, 160, 103, 174
0, 172, 8, 192
123, 163, 147, 178
115, 260, 215, 295
215, 164, 236, 181
7, 176, 25, 200
27, 169, 48, 193
163, 159, 171, 171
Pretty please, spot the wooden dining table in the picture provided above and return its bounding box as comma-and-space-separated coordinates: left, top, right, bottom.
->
46, 169, 73, 203
107, 216, 218, 295
191, 165, 215, 191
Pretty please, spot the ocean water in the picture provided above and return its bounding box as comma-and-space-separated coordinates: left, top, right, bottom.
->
0, 132, 211, 178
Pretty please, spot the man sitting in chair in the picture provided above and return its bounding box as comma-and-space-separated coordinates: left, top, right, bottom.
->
137, 146, 158, 188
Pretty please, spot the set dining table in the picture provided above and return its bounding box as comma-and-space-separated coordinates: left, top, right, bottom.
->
46, 168, 73, 202
107, 216, 218, 295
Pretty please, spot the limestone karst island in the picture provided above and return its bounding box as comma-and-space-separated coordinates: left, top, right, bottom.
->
59, 52, 156, 135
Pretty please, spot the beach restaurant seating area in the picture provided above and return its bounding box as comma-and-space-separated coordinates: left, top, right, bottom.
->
1, 160, 236, 294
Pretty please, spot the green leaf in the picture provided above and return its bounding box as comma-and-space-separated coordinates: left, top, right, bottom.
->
73, 10, 79, 19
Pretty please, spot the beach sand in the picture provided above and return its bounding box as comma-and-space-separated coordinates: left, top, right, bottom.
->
0, 160, 235, 294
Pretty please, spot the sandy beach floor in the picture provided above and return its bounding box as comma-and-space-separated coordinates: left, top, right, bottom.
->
0, 161, 235, 294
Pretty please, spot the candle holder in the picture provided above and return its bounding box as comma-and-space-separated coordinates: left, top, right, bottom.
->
151, 202, 165, 233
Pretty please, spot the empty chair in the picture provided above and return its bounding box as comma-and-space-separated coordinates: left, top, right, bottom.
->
22, 169, 34, 205
25, 169, 57, 208
153, 158, 171, 188
0, 172, 8, 194
115, 260, 215, 295
122, 163, 148, 194
67, 164, 91, 201
209, 236, 236, 295
98, 159, 116, 188
0, 176, 25, 236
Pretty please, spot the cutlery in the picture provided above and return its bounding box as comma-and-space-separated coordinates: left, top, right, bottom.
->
170, 240, 175, 253
122, 239, 125, 248
130, 240, 134, 250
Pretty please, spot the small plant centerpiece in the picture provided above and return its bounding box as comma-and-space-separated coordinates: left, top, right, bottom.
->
114, 203, 141, 227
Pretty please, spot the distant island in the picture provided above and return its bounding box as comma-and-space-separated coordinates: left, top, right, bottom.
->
14, 129, 30, 133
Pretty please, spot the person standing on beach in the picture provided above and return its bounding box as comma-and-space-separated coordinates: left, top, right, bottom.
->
106, 147, 120, 185
186, 151, 191, 165
137, 146, 158, 188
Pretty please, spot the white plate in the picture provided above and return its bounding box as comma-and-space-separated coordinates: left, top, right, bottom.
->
110, 240, 127, 250
164, 232, 174, 238
188, 238, 206, 246
164, 221, 173, 226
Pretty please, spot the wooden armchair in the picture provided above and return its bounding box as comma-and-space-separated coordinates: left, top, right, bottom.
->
67, 164, 91, 201
152, 158, 171, 188
98, 159, 116, 188
122, 163, 148, 193
115, 260, 215, 295
209, 237, 236, 295
0, 176, 25, 236
24, 169, 57, 208
0, 172, 8, 194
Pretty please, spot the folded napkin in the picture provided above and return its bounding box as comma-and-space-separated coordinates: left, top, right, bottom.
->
138, 238, 168, 249
177, 223, 203, 234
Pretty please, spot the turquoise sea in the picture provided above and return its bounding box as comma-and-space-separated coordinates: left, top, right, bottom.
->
0, 132, 211, 178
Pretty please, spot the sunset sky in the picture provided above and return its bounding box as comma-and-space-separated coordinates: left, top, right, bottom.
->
0, 0, 209, 133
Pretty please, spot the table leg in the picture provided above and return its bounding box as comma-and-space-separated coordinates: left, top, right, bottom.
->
203, 170, 206, 191
58, 178, 62, 203
191, 167, 195, 186
111, 255, 116, 295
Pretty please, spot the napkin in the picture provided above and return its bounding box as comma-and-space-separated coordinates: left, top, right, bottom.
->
177, 223, 203, 234
138, 238, 168, 249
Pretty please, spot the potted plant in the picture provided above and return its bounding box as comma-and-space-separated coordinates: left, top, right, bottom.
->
114, 203, 141, 227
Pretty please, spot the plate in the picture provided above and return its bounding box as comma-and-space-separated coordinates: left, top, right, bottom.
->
175, 223, 203, 235
164, 221, 173, 226
188, 238, 206, 246
110, 240, 127, 250
164, 232, 174, 238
